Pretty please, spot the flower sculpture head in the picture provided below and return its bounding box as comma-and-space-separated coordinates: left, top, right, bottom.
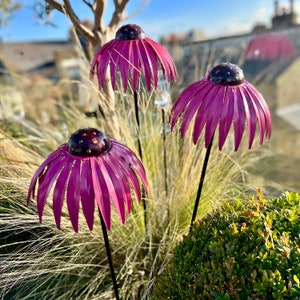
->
90, 23, 177, 91
245, 33, 296, 61
27, 128, 148, 232
170, 63, 272, 151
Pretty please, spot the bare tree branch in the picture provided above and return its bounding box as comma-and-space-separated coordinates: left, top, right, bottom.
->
124, 0, 149, 21
44, 0, 64, 13
82, 0, 93, 10
108, 0, 130, 28
94, 0, 106, 33
45, 0, 97, 44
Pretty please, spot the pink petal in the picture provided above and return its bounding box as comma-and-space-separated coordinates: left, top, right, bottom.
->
66, 159, 81, 232
111, 151, 142, 204
140, 39, 159, 89
170, 80, 206, 130
80, 159, 95, 231
97, 156, 126, 225
245, 88, 265, 146
238, 86, 257, 149
36, 154, 66, 223
193, 82, 219, 144
109, 43, 123, 90
179, 86, 207, 138
94, 41, 114, 88
118, 41, 131, 91
204, 87, 224, 148
111, 140, 148, 194
232, 87, 246, 151
145, 38, 177, 82
53, 158, 73, 230
27, 145, 65, 204
106, 153, 132, 215
90, 157, 111, 230
218, 88, 235, 150
130, 41, 141, 91
137, 40, 153, 91
247, 83, 272, 142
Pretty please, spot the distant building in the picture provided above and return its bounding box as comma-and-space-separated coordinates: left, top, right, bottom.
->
272, 0, 298, 29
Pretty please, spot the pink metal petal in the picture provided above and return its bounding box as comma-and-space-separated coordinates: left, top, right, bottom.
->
244, 87, 265, 146
218, 88, 235, 150
130, 41, 141, 91
118, 41, 131, 91
110, 151, 142, 204
145, 38, 177, 82
140, 39, 159, 89
90, 157, 111, 230
232, 87, 246, 151
92, 41, 114, 88
80, 159, 95, 231
204, 87, 224, 148
53, 158, 73, 230
137, 40, 153, 91
36, 154, 66, 223
246, 83, 272, 142
66, 159, 81, 232
106, 153, 132, 214
238, 86, 257, 149
27, 145, 65, 204
97, 156, 126, 225
170, 80, 207, 130
193, 82, 219, 144
111, 140, 148, 194
109, 43, 123, 90
179, 86, 208, 138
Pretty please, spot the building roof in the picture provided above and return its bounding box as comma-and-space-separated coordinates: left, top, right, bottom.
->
0, 40, 75, 73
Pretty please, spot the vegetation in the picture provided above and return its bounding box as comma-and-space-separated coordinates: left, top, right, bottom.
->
0, 2, 297, 299
153, 190, 300, 299
0, 77, 268, 298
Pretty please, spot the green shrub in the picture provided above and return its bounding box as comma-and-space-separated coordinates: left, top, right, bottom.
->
153, 191, 300, 299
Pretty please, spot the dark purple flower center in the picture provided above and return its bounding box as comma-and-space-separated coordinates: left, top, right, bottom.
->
115, 24, 145, 40
67, 128, 111, 157
208, 63, 245, 86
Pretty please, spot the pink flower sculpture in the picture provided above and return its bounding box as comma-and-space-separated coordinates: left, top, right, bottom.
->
27, 128, 148, 232
245, 33, 296, 61
170, 63, 272, 151
90, 23, 177, 91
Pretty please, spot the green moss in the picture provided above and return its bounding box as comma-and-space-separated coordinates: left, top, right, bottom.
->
153, 191, 300, 299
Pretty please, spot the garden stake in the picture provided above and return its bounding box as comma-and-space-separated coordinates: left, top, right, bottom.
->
99, 210, 120, 300
189, 134, 214, 233
161, 107, 168, 196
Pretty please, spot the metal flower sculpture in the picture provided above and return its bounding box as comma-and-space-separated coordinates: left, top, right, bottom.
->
90, 23, 177, 92
170, 63, 272, 231
27, 128, 148, 300
245, 32, 296, 61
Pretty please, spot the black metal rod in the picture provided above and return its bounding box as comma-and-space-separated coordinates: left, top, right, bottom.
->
162, 108, 168, 196
99, 210, 120, 300
133, 91, 147, 232
189, 136, 214, 233
134, 91, 143, 161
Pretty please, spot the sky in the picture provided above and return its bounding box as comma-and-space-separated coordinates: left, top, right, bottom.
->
1, 0, 300, 43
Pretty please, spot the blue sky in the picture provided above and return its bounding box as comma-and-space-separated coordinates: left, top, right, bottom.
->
1, 0, 300, 42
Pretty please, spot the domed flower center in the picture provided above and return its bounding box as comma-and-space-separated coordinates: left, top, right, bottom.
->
115, 24, 145, 40
208, 63, 245, 86
67, 128, 111, 157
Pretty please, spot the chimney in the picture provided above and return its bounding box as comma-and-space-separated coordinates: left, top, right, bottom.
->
290, 0, 294, 14
275, 0, 279, 15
